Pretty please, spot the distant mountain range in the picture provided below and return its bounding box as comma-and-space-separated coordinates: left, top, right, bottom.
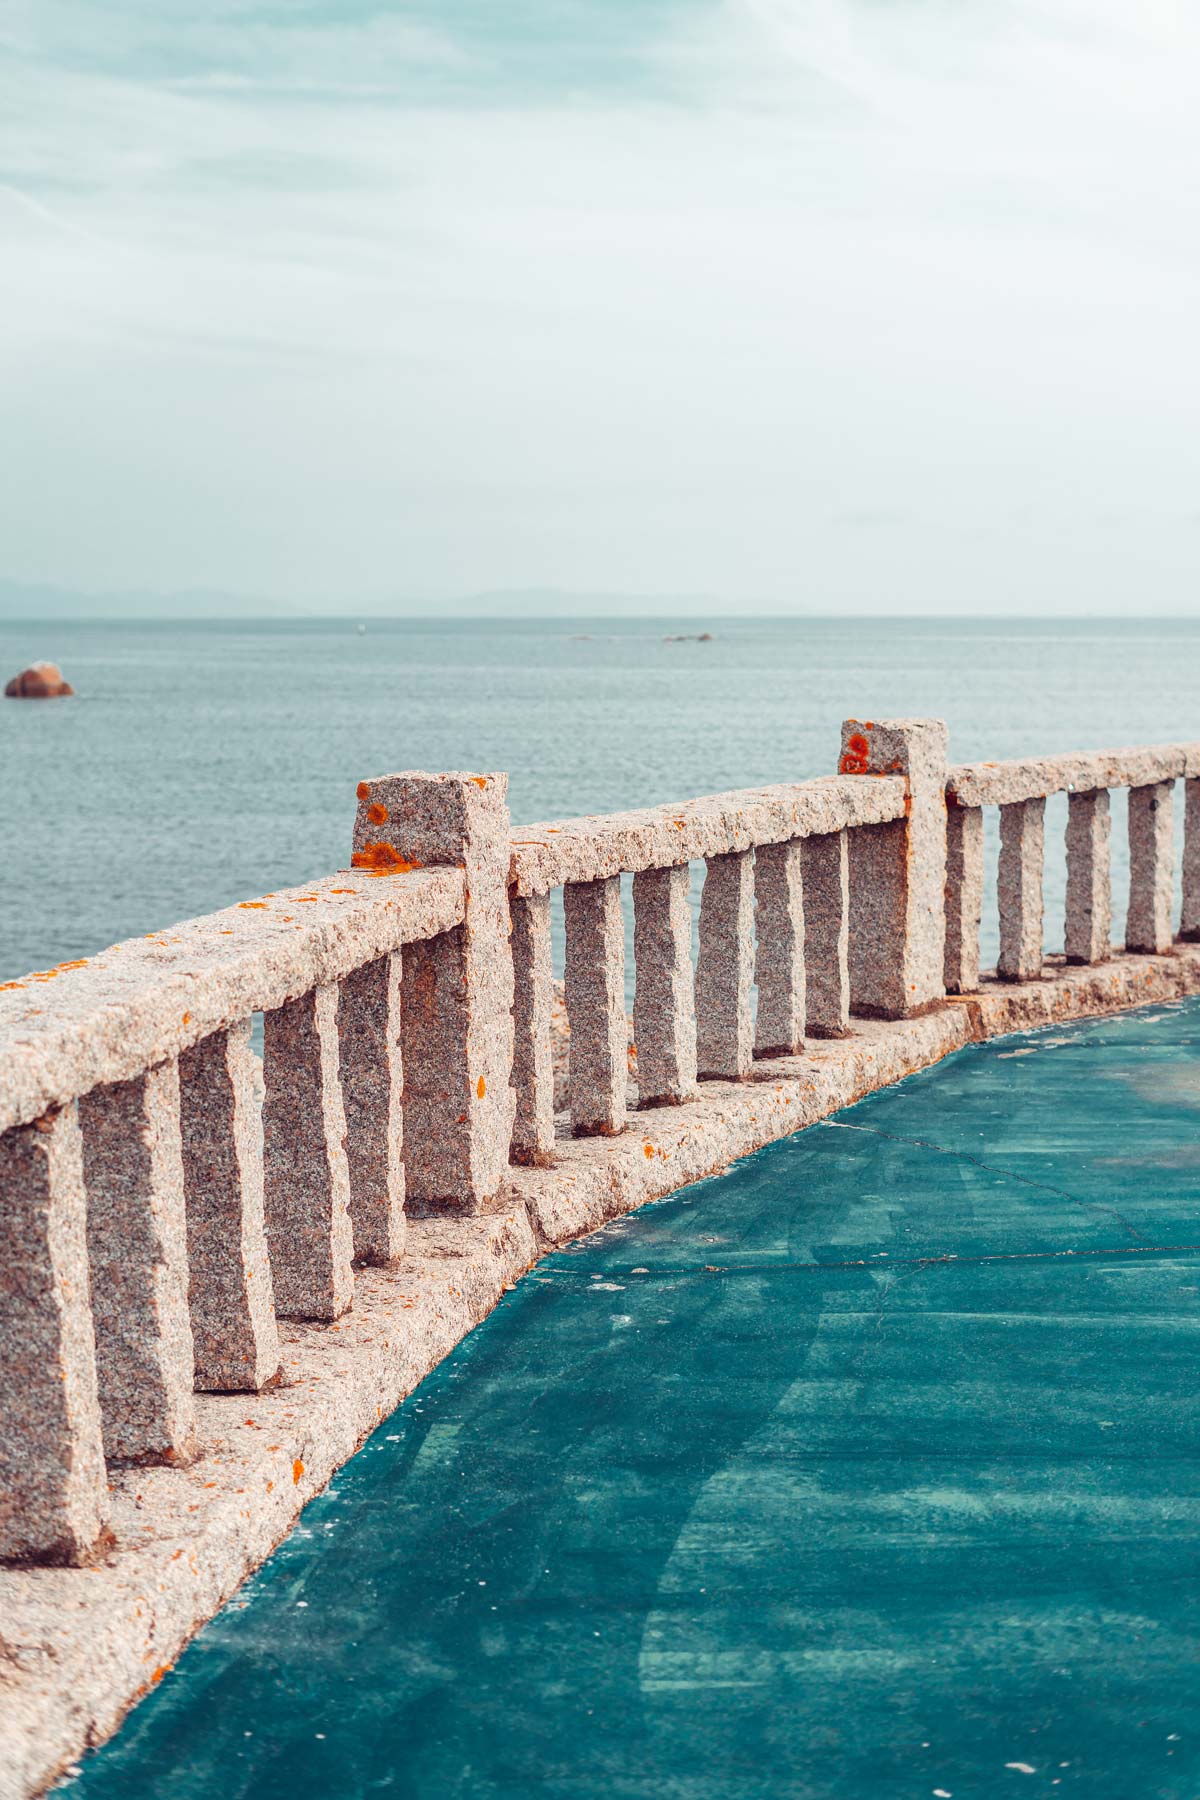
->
0, 580, 728, 621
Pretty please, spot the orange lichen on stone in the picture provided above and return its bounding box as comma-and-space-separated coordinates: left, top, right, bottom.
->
292, 1459, 304, 1485
847, 733, 869, 758
238, 902, 268, 911
329, 888, 356, 895
0, 980, 26, 991
351, 842, 423, 875
356, 780, 371, 800
839, 752, 869, 775
644, 1142, 655, 1158
367, 803, 389, 825
472, 776, 488, 789
476, 1075, 487, 1099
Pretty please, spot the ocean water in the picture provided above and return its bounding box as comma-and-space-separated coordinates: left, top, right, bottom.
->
2, 614, 1198, 985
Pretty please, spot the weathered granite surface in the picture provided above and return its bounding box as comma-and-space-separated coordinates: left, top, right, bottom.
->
631, 865, 698, 1106
1064, 788, 1111, 965
353, 774, 514, 1212
997, 798, 1046, 982
5, 946, 1200, 1798
0, 1106, 108, 1570
509, 775, 907, 897
509, 895, 556, 1163
841, 718, 948, 1018
944, 802, 983, 993
752, 839, 805, 1057
948, 742, 1200, 808
178, 1023, 280, 1395
0, 869, 466, 1136
563, 876, 627, 1136
338, 953, 405, 1264
694, 851, 755, 1080
79, 1063, 196, 1466
1126, 782, 1174, 955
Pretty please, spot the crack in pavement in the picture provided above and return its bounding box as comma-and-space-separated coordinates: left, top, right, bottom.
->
818, 1118, 1154, 1246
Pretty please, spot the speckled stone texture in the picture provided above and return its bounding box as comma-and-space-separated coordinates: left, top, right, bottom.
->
509, 894, 556, 1165
997, 798, 1045, 981
632, 864, 698, 1105
0, 1105, 108, 1567
352, 773, 515, 1214
563, 876, 627, 1136
944, 802, 983, 994
262, 984, 354, 1322
753, 839, 805, 1057
79, 1062, 197, 1465
7, 947, 1200, 1798
0, 867, 465, 1138
840, 718, 948, 1019
801, 830, 850, 1038
695, 851, 755, 1080
1126, 781, 1175, 954
338, 953, 405, 1265
949, 741, 1200, 808
510, 775, 906, 895
1182, 779, 1200, 942
1064, 788, 1112, 965
178, 1023, 280, 1393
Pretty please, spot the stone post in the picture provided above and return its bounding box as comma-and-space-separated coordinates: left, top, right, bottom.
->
510, 893, 556, 1163
695, 850, 755, 1080
838, 718, 948, 1018
1126, 780, 1174, 954
352, 772, 515, 1210
754, 840, 806, 1056
79, 1061, 197, 1465
997, 799, 1045, 981
339, 952, 405, 1263
0, 1106, 109, 1565
802, 830, 851, 1038
179, 1022, 280, 1393
1182, 779, 1200, 942
944, 801, 983, 994
1064, 789, 1111, 965
263, 984, 355, 1321
632, 864, 698, 1106
564, 876, 627, 1136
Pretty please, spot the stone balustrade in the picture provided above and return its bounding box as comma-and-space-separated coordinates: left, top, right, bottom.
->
6, 726, 1200, 1577
945, 742, 1200, 990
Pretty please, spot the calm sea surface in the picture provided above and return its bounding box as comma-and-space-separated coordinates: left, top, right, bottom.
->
2, 615, 1197, 983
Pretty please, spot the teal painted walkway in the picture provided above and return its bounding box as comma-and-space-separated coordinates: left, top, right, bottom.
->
68, 1005, 1200, 1798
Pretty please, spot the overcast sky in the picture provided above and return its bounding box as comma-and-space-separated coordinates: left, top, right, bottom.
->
3, 0, 1199, 614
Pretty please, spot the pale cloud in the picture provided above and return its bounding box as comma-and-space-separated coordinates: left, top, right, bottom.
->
2, 0, 1199, 611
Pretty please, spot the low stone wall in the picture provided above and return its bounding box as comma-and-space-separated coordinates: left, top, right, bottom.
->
4, 946, 1199, 1800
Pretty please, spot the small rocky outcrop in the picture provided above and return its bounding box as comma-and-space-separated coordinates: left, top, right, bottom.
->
5, 662, 74, 698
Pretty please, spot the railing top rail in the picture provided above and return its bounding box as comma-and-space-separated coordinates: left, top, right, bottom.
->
0, 865, 465, 1134
509, 774, 907, 897
947, 742, 1200, 809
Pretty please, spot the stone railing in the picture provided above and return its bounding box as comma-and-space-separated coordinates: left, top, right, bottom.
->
4, 725, 1200, 1579
944, 743, 1200, 990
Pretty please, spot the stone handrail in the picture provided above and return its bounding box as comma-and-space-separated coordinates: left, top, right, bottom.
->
507, 721, 946, 1161
508, 774, 907, 896
6, 723, 1200, 1584
0, 867, 466, 1134
944, 741, 1200, 989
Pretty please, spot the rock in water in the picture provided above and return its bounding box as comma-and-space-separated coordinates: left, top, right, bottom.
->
5, 661, 74, 698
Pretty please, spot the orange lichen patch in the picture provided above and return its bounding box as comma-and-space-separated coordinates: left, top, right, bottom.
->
149, 1665, 171, 1686
295, 896, 319, 903
476, 1075, 487, 1099
329, 888, 356, 895
644, 1142, 655, 1159
56, 959, 88, 971
238, 902, 268, 911
182, 1012, 192, 1026
356, 780, 371, 800
292, 1459, 304, 1485
367, 802, 389, 825
839, 752, 869, 775
0, 980, 27, 992
351, 842, 423, 875
847, 733, 870, 758
472, 776, 488, 790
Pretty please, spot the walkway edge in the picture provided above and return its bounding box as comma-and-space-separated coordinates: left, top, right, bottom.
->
4, 948, 1200, 1800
